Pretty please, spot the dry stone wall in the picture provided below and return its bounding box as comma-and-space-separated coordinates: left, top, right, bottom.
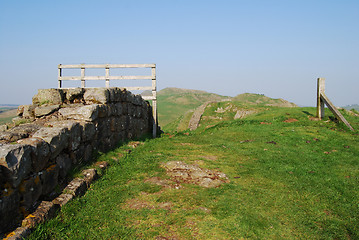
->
0, 87, 154, 234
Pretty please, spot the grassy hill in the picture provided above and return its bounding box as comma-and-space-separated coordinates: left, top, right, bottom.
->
155, 87, 230, 127
28, 105, 359, 239
0, 107, 18, 125
232, 93, 297, 107
150, 88, 297, 131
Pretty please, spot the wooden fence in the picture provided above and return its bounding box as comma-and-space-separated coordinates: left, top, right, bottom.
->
58, 63, 158, 137
317, 78, 354, 131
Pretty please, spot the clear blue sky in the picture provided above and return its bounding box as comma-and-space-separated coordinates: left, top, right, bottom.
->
1, 0, 358, 106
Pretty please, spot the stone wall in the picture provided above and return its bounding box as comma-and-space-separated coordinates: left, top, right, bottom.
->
0, 88, 154, 234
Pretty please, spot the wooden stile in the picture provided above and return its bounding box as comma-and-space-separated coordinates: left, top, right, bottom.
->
316, 78, 354, 131
58, 63, 158, 137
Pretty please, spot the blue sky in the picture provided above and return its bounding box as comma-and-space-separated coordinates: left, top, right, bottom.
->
0, 0, 358, 106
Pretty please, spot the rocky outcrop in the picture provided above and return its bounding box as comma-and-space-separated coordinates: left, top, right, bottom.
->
0, 87, 155, 234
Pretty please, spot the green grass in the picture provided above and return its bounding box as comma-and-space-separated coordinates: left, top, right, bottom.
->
28, 106, 359, 239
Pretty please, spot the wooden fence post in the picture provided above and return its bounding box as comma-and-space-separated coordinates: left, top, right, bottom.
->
317, 78, 325, 119
316, 78, 354, 131
152, 66, 157, 137
81, 66, 85, 88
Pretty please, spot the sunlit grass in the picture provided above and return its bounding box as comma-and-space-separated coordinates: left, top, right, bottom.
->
29, 106, 359, 239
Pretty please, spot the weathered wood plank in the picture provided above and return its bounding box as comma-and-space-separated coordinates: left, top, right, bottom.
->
124, 86, 153, 91
59, 76, 154, 81
320, 93, 354, 131
58, 64, 155, 69
142, 96, 155, 100
317, 78, 325, 119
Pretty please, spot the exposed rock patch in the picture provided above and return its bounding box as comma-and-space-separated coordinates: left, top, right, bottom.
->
161, 161, 229, 188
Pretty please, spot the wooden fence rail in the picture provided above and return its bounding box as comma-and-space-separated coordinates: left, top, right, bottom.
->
58, 63, 158, 137
316, 78, 354, 131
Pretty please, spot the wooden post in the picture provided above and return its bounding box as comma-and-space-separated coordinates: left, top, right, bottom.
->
58, 65, 62, 88
316, 77, 354, 131
317, 78, 325, 119
105, 66, 110, 88
152, 66, 157, 138
81, 67, 85, 88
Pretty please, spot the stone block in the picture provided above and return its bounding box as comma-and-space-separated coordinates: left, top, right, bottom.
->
98, 104, 108, 118
52, 193, 73, 207
50, 121, 82, 151
64, 88, 84, 102
32, 89, 64, 105
0, 144, 32, 188
0, 188, 21, 234
64, 178, 87, 197
22, 105, 36, 119
21, 201, 59, 229
84, 88, 110, 104
40, 164, 59, 196
19, 175, 42, 211
17, 138, 50, 172
79, 122, 96, 143
5, 226, 31, 240
59, 104, 99, 121
133, 94, 143, 106
109, 87, 122, 102
82, 168, 98, 186
33, 126, 69, 158
56, 154, 72, 181
115, 102, 123, 116
17, 105, 25, 116
0, 124, 8, 132
34, 104, 60, 117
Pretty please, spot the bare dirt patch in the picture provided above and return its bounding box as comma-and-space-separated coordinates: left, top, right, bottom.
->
284, 118, 299, 123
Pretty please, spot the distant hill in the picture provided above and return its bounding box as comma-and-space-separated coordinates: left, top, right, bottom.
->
232, 93, 297, 107
144, 88, 298, 129
153, 88, 230, 127
343, 104, 359, 111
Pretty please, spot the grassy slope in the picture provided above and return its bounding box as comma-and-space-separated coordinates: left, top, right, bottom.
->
157, 88, 229, 127
157, 89, 297, 131
28, 106, 359, 239
0, 109, 17, 125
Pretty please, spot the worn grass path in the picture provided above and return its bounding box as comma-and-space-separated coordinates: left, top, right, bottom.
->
28, 107, 359, 239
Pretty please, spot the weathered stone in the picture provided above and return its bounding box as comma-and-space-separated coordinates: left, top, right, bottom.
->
17, 138, 50, 172
49, 121, 82, 151
95, 161, 109, 170
19, 175, 42, 211
64, 178, 87, 197
56, 153, 72, 181
84, 144, 93, 163
0, 124, 41, 143
109, 87, 122, 102
39, 164, 59, 196
32, 89, 64, 105
0, 188, 21, 234
64, 88, 84, 102
0, 124, 8, 132
22, 105, 36, 119
82, 168, 98, 186
34, 104, 60, 117
33, 126, 69, 158
162, 161, 229, 188
110, 117, 119, 132
80, 122, 96, 142
5, 226, 31, 240
115, 102, 123, 116
17, 105, 25, 116
133, 94, 143, 106
21, 201, 59, 229
52, 193, 73, 207
0, 144, 33, 188
98, 104, 108, 118
84, 88, 110, 104
59, 104, 99, 121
